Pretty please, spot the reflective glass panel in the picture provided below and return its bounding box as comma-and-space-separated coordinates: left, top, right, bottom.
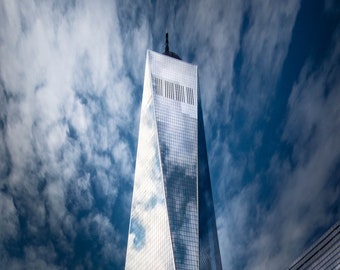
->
126, 50, 222, 270
149, 51, 199, 270
125, 57, 175, 270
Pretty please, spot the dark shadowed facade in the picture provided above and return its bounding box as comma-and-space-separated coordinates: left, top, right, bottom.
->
125, 44, 222, 269
288, 222, 340, 270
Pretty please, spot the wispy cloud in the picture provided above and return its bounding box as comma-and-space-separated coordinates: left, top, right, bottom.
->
0, 0, 338, 269
0, 0, 139, 268
211, 0, 301, 266
215, 5, 340, 268
246, 30, 340, 269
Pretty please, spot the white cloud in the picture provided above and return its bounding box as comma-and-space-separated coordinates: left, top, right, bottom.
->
235, 0, 301, 130
75, 213, 124, 267
24, 244, 59, 270
1, 0, 338, 269
1, 243, 60, 270
0, 193, 19, 240
178, 0, 245, 127
213, 2, 340, 270
218, 24, 340, 270
0, 0, 138, 268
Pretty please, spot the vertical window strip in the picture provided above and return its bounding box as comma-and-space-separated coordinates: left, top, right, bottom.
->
153, 77, 156, 95
180, 85, 185, 102
175, 84, 180, 101
186, 87, 189, 104
192, 88, 194, 104
155, 77, 157, 95
165, 81, 168, 98
164, 80, 175, 100
156, 78, 160, 95
155, 78, 194, 104
175, 84, 185, 102
153, 77, 163, 96
160, 79, 163, 96
186, 87, 194, 105
169, 82, 174, 100
191, 88, 194, 105
158, 78, 162, 96
166, 81, 169, 99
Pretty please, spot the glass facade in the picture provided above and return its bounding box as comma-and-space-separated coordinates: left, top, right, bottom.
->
288, 222, 340, 270
125, 50, 222, 270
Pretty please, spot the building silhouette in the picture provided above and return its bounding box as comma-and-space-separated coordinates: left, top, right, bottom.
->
288, 222, 340, 270
125, 35, 222, 270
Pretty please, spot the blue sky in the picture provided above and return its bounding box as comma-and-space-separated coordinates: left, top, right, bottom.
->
0, 0, 339, 269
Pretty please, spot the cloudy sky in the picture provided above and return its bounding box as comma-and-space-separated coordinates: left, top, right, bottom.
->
0, 0, 339, 269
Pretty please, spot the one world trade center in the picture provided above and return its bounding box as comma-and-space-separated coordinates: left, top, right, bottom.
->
125, 34, 222, 270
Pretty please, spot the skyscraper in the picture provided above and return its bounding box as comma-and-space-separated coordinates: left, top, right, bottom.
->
125, 35, 222, 270
288, 222, 340, 270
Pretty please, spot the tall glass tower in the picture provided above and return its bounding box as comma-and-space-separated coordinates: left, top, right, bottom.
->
125, 36, 222, 270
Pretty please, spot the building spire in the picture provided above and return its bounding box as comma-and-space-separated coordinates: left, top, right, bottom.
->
165, 32, 169, 53
163, 32, 181, 60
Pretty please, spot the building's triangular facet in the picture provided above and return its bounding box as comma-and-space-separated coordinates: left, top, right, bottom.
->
126, 49, 222, 270
197, 93, 222, 269
125, 57, 175, 269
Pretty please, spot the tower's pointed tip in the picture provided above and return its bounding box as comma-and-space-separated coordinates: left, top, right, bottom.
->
165, 32, 169, 53
162, 32, 181, 60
